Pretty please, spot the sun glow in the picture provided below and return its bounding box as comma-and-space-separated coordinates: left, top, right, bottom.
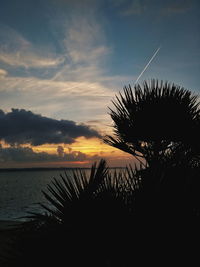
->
32, 137, 117, 156
0, 137, 135, 168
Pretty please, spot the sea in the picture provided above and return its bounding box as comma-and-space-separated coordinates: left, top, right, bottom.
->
0, 168, 123, 221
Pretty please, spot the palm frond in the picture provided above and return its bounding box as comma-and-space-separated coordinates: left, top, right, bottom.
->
30, 159, 108, 223
104, 79, 200, 166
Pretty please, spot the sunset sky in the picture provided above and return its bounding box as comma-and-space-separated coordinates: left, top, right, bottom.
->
0, 0, 199, 168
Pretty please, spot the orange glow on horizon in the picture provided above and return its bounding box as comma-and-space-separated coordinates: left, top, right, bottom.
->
32, 137, 125, 157
0, 137, 137, 168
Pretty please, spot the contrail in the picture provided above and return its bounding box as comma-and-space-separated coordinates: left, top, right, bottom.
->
134, 46, 161, 84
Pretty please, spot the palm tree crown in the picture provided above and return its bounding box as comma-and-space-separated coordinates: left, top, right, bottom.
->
104, 79, 199, 166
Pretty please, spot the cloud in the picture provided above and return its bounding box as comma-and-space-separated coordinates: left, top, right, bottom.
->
0, 25, 63, 69
57, 145, 65, 157
0, 13, 114, 112
0, 145, 100, 163
0, 109, 101, 146
51, 13, 111, 82
56, 145, 88, 162
0, 69, 7, 77
0, 75, 111, 97
0, 52, 64, 69
0, 146, 56, 162
63, 16, 109, 63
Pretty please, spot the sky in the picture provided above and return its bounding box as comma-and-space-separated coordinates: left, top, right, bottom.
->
0, 0, 199, 168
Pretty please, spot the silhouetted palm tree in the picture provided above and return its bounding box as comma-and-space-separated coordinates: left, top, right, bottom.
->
104, 79, 200, 168
104, 80, 200, 246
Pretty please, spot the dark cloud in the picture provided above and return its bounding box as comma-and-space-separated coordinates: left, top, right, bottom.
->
0, 146, 100, 163
57, 145, 65, 157
57, 145, 100, 162
0, 146, 56, 163
0, 109, 101, 146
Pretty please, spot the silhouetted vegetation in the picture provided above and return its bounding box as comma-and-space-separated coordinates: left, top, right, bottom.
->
104, 79, 200, 216
104, 79, 199, 168
1, 80, 200, 266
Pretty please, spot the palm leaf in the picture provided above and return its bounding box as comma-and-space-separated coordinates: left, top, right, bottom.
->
104, 79, 200, 167
30, 159, 108, 223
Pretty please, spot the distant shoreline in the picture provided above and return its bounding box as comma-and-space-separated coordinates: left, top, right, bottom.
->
0, 167, 89, 172
0, 166, 124, 172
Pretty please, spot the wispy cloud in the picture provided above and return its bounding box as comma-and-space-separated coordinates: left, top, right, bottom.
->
0, 25, 63, 69
0, 52, 64, 69
0, 75, 112, 102
64, 16, 108, 62
52, 14, 110, 81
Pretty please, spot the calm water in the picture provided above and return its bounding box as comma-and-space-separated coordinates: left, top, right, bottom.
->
0, 168, 122, 221
0, 169, 88, 221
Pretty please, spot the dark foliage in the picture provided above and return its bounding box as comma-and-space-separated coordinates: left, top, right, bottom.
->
104, 79, 200, 167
